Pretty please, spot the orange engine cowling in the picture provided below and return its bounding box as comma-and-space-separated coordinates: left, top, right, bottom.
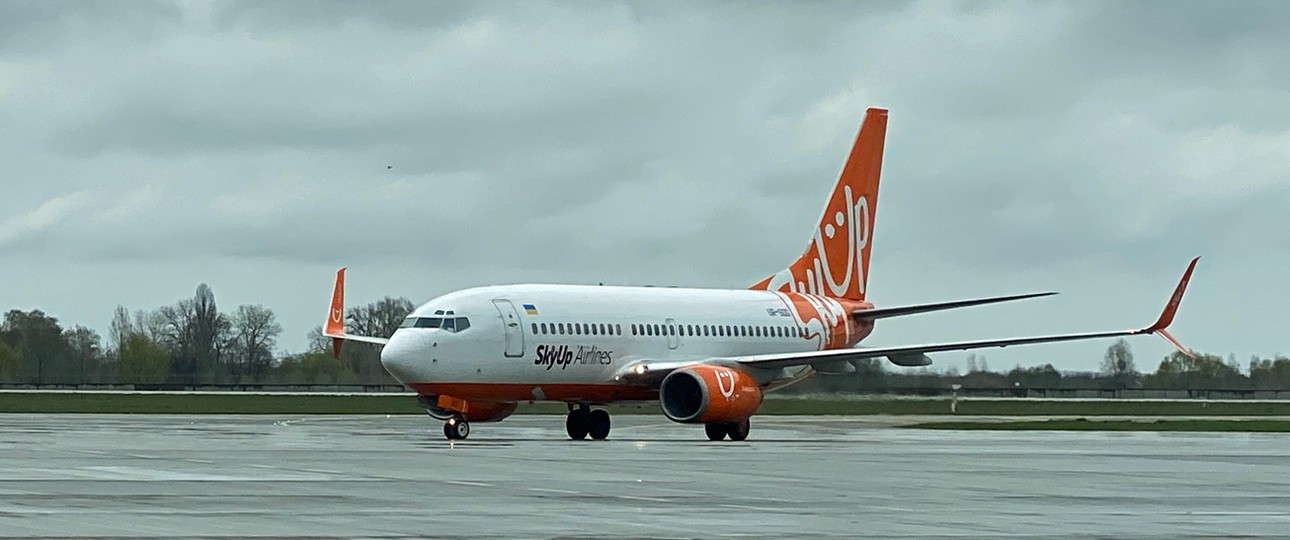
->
659, 365, 763, 424
420, 395, 518, 423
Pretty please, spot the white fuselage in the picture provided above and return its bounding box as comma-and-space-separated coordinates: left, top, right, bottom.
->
379, 284, 871, 404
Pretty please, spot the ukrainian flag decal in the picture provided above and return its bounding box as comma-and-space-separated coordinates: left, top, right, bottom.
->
522, 303, 539, 315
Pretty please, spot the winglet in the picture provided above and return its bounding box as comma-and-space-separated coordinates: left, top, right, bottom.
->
326, 267, 347, 358
1142, 257, 1199, 357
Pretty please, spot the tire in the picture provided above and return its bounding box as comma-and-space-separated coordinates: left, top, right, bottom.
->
727, 418, 750, 441
587, 410, 611, 440
444, 417, 469, 440
566, 408, 590, 440
704, 422, 728, 441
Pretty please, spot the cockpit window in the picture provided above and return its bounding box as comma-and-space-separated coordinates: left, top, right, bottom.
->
400, 316, 471, 332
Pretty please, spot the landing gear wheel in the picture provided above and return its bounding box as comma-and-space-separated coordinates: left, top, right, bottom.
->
704, 423, 728, 441
727, 418, 750, 441
443, 416, 470, 440
566, 408, 590, 440
587, 409, 611, 440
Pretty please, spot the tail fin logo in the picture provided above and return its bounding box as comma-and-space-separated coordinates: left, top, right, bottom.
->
761, 190, 871, 299
751, 107, 885, 301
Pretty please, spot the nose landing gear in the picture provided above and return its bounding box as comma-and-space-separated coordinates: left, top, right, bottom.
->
565, 405, 611, 440
443, 416, 470, 440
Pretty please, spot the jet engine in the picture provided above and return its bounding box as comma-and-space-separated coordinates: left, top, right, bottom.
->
419, 395, 518, 423
659, 365, 763, 423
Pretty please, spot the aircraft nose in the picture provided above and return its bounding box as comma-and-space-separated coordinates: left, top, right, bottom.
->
380, 332, 421, 383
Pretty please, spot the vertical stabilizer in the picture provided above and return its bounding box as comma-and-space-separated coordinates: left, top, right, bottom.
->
752, 107, 887, 300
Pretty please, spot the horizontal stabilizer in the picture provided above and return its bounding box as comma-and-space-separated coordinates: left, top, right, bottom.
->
853, 292, 1056, 320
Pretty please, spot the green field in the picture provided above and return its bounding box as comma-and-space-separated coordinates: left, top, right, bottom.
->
5, 392, 1290, 417
906, 419, 1290, 432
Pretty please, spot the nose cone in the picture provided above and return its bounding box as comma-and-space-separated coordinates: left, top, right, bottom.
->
380, 331, 421, 383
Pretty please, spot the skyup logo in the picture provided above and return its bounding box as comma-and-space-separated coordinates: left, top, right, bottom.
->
534, 345, 613, 370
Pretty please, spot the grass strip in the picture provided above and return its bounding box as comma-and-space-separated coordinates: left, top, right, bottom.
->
905, 419, 1290, 432
5, 392, 1290, 416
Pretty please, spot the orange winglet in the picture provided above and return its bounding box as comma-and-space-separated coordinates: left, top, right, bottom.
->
1144, 257, 1199, 357
326, 267, 347, 358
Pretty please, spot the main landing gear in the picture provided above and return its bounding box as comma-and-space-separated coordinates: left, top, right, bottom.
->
443, 415, 470, 440
704, 418, 751, 441
566, 405, 611, 440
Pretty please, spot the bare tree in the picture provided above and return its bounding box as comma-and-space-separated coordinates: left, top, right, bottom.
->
342, 297, 413, 382
306, 326, 329, 354
156, 284, 231, 384
63, 325, 102, 384
228, 305, 282, 381
346, 296, 415, 338
109, 306, 133, 354
1101, 339, 1137, 378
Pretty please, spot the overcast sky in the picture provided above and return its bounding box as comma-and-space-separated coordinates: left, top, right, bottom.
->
2, 1, 1287, 373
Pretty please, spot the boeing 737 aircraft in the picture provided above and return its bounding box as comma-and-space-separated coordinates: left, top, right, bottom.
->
324, 107, 1199, 441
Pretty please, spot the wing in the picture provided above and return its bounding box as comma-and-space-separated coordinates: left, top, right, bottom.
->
620, 257, 1199, 380
323, 268, 391, 357
853, 292, 1056, 320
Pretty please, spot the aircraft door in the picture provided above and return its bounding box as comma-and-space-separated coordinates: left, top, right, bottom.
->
665, 317, 679, 350
491, 299, 525, 358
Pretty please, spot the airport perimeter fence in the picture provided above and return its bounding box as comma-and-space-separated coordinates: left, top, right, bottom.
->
4, 383, 1290, 400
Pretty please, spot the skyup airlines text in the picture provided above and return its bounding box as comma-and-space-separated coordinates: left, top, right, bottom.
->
534, 345, 613, 370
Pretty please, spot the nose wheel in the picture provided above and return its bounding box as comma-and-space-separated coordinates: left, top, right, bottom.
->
566, 405, 611, 440
443, 416, 470, 440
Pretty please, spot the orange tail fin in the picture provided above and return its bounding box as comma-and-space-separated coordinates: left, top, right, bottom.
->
752, 107, 887, 301
326, 267, 346, 358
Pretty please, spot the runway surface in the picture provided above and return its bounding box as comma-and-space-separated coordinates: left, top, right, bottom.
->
3, 414, 1289, 539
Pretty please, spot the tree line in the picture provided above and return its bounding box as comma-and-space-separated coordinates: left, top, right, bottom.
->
2, 283, 1289, 390
0, 283, 412, 386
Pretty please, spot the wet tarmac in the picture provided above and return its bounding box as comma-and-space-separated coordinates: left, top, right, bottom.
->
2, 414, 1289, 539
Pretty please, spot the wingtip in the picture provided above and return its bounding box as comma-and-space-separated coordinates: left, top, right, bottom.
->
1144, 256, 1199, 335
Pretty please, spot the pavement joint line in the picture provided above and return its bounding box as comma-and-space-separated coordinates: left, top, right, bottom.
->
527, 487, 580, 495
443, 480, 493, 487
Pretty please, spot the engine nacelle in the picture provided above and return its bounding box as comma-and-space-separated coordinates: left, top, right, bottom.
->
419, 395, 518, 423
659, 365, 763, 424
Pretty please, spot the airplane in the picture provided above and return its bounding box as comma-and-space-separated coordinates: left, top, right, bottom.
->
324, 107, 1199, 441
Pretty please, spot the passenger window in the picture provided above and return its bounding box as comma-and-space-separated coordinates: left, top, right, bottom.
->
540, 323, 548, 334
531, 323, 538, 335
669, 325, 676, 336
558, 323, 565, 335
441, 317, 456, 332
456, 318, 470, 331
631, 324, 637, 336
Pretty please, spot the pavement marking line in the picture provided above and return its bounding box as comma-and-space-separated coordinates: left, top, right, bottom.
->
250, 464, 278, 469
184, 459, 214, 464
527, 487, 580, 495
444, 480, 492, 487
719, 504, 783, 512
613, 494, 671, 503
301, 468, 342, 474
124, 454, 160, 459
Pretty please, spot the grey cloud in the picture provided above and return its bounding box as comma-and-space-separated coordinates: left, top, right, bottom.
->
3, 1, 1288, 370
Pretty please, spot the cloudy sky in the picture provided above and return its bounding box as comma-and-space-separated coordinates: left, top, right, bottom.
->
2, 0, 1287, 373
